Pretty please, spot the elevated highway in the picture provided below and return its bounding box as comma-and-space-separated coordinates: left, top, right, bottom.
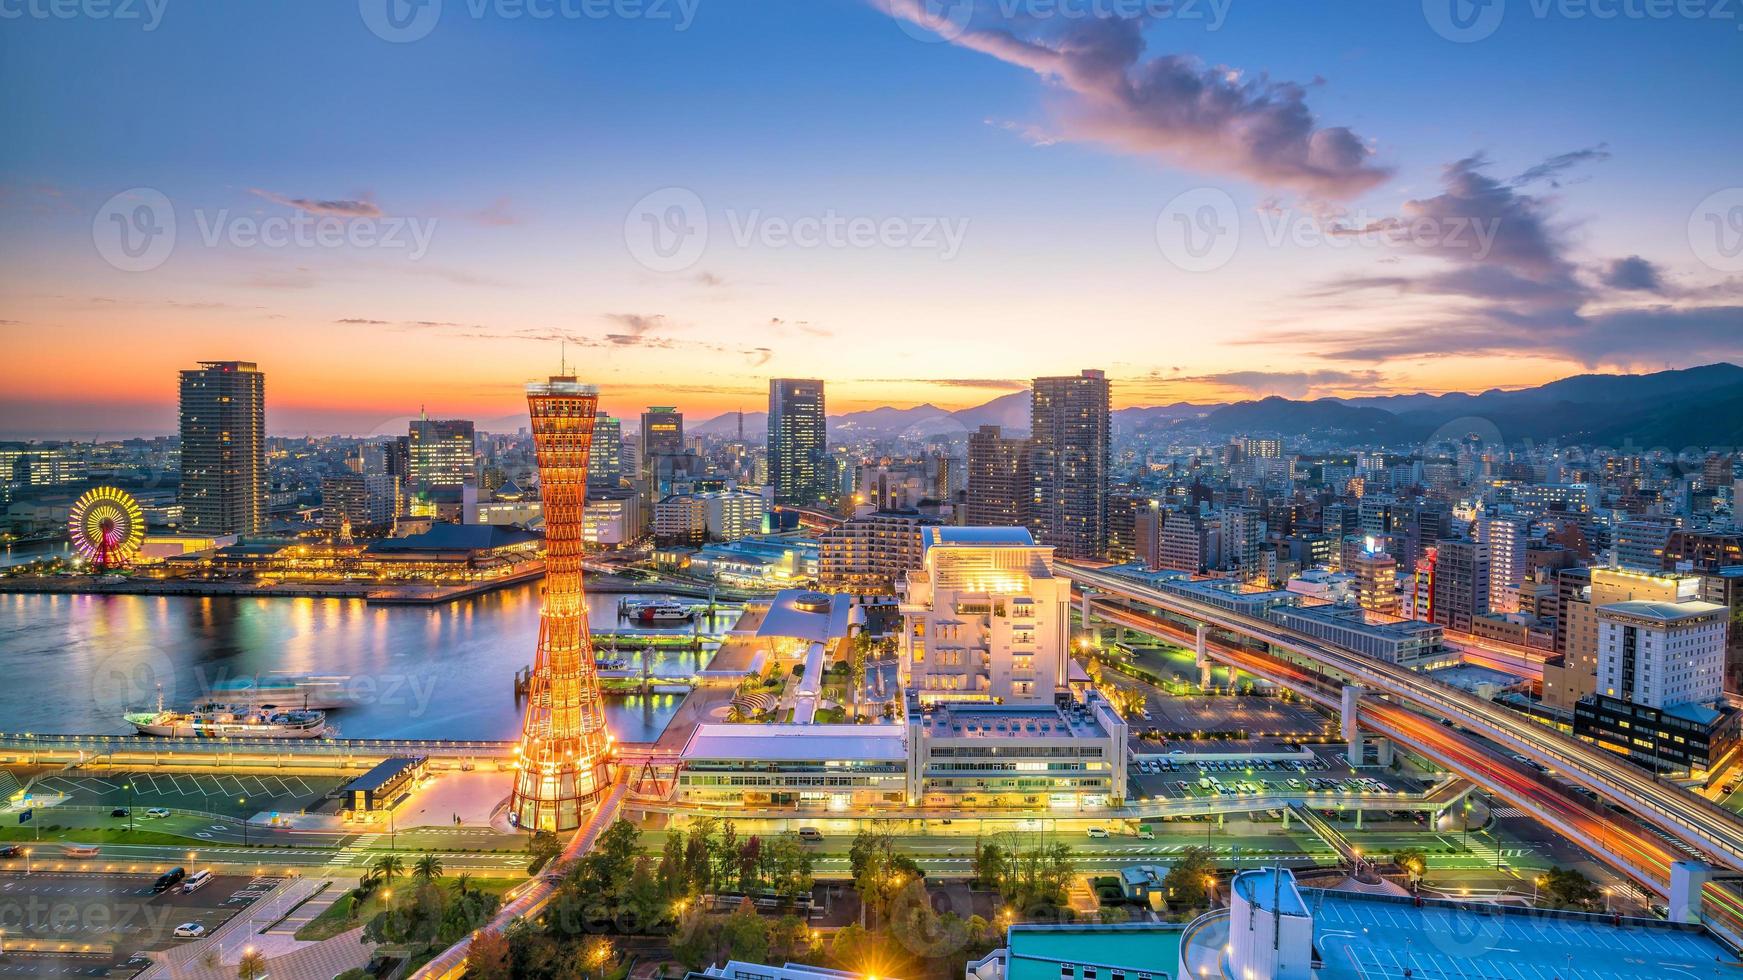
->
1059, 564, 1743, 878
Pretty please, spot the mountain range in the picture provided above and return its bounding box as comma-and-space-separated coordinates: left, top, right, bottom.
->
681, 363, 1743, 446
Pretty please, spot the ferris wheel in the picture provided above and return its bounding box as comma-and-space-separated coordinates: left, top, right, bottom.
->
68, 486, 146, 568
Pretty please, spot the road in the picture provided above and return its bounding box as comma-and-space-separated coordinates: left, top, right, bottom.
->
1067, 563, 1743, 882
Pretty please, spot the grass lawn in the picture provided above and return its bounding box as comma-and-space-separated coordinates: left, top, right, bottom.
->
295, 877, 524, 941
0, 825, 221, 847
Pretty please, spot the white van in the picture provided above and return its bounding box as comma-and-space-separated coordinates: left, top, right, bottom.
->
181, 869, 214, 893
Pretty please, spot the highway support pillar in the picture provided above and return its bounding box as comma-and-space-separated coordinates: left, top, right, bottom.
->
1375, 738, 1395, 768
1355, 809, 1363, 830
1282, 808, 1291, 829
1195, 623, 1212, 690
1342, 685, 1364, 767
1670, 861, 1714, 924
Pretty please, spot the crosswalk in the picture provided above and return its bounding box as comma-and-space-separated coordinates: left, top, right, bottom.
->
327, 833, 382, 868
1490, 806, 1529, 819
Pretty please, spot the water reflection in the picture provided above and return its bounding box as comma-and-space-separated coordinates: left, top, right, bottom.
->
0, 586, 713, 742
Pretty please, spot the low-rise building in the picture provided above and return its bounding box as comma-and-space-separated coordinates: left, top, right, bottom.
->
905, 692, 1128, 809
1270, 604, 1447, 666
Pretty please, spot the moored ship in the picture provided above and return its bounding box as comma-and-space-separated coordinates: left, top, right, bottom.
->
124, 699, 329, 739
204, 673, 355, 710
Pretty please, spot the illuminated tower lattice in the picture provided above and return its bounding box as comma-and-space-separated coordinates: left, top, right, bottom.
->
510, 376, 614, 832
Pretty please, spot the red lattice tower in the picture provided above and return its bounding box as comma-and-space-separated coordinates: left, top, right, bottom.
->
509, 376, 615, 831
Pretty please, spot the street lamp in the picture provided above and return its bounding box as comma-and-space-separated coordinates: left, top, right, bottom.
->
238, 798, 248, 846
125, 782, 133, 832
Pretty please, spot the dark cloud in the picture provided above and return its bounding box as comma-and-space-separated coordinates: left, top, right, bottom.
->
1259, 151, 1743, 367
603, 313, 669, 336
1144, 369, 1386, 399
1600, 255, 1665, 293
882, 2, 1389, 197
1510, 144, 1610, 187
249, 189, 382, 218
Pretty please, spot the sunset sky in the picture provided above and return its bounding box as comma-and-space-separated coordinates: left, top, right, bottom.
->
2, 1, 1740, 438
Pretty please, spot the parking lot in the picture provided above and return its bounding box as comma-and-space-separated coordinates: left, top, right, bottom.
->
1129, 693, 1330, 739
25, 769, 345, 819
0, 870, 277, 977
1128, 748, 1426, 804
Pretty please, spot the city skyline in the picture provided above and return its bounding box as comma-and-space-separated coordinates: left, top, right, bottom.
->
4, 3, 1742, 437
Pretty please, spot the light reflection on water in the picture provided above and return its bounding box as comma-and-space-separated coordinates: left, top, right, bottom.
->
0, 585, 729, 742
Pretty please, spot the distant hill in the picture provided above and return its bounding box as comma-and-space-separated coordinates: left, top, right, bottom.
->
1214, 363, 1743, 444
676, 363, 1743, 446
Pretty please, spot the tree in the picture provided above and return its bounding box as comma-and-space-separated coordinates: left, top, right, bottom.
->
849, 827, 922, 926
658, 828, 689, 898
1163, 846, 1215, 912
580, 936, 619, 979
1542, 867, 1602, 910
463, 928, 512, 980
237, 949, 267, 980
372, 853, 405, 887
527, 830, 562, 875
413, 853, 445, 884
1392, 848, 1428, 881
770, 913, 813, 962
972, 840, 1008, 888
670, 907, 717, 970
737, 834, 764, 894
764, 833, 815, 900
450, 873, 473, 898
721, 898, 770, 963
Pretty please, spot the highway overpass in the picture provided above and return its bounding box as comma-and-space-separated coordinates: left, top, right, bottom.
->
1063, 562, 1743, 923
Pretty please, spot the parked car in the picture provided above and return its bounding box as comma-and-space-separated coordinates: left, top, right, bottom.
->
172, 923, 206, 939
145, 807, 172, 818
182, 870, 214, 893
110, 808, 129, 818
153, 867, 186, 893
796, 827, 823, 843
1086, 827, 1109, 838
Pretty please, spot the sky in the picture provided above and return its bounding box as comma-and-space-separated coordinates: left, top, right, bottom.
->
1, 0, 1740, 438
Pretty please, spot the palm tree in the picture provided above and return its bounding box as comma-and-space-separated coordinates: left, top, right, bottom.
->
413, 853, 445, 884
450, 872, 473, 897
372, 853, 405, 886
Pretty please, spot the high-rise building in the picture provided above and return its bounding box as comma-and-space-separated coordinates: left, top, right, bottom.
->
965, 425, 1032, 529
638, 407, 684, 478
1543, 566, 1703, 712
1427, 538, 1489, 633
1476, 514, 1528, 613
588, 412, 623, 487
510, 376, 614, 832
898, 526, 1070, 704
1351, 544, 1399, 617
1613, 519, 1677, 571
178, 360, 267, 536
768, 379, 829, 507
818, 510, 938, 593
1031, 369, 1109, 561
408, 417, 475, 492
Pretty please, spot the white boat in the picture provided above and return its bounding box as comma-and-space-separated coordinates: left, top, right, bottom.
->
125, 696, 328, 739
631, 600, 692, 624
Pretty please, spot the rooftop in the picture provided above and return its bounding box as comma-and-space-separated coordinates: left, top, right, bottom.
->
680, 723, 906, 763
1003, 923, 1183, 980
365, 524, 540, 553
921, 526, 1036, 550
918, 699, 1108, 739
755, 589, 852, 643
1308, 890, 1743, 980
1597, 599, 1727, 623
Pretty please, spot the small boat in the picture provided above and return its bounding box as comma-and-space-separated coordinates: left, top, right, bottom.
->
594, 657, 629, 670
125, 693, 328, 739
